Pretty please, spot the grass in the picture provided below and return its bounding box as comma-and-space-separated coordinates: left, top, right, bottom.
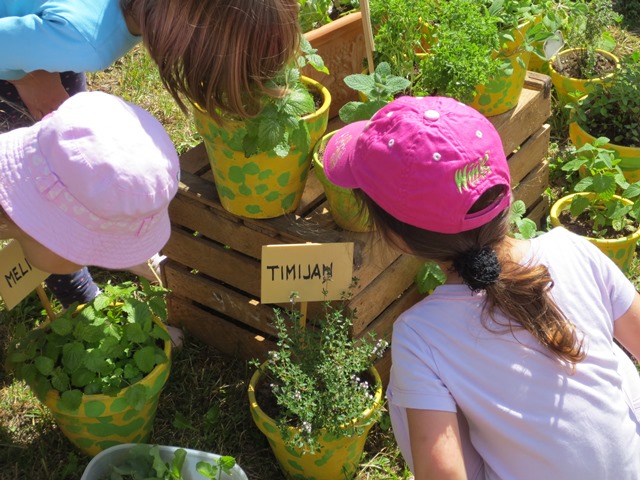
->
1, 16, 639, 480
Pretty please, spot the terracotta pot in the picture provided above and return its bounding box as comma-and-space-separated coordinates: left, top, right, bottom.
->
304, 11, 368, 119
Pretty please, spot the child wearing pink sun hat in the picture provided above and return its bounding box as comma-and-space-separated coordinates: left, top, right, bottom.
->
0, 91, 180, 277
324, 96, 640, 479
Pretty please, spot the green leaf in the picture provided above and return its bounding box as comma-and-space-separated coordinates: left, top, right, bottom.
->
71, 368, 95, 388
415, 261, 446, 295
173, 411, 196, 430
134, 345, 157, 373
50, 316, 73, 336
196, 461, 219, 479
218, 456, 236, 473
59, 389, 83, 411
51, 367, 70, 392
123, 383, 149, 411
34, 356, 54, 376
124, 322, 147, 343
170, 448, 187, 477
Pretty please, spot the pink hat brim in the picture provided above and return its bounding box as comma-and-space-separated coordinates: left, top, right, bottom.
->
0, 125, 171, 271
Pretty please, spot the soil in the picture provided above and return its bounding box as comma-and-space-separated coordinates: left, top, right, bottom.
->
552, 50, 617, 79
557, 209, 639, 239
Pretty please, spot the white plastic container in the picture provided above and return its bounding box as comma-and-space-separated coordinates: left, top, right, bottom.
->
80, 444, 249, 480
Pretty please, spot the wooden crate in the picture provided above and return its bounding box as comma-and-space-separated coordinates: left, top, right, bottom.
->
163, 72, 552, 387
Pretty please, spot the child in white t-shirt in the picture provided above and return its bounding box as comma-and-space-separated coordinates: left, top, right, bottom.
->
323, 95, 640, 479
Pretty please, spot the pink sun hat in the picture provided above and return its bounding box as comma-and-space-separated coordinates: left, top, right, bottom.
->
323, 96, 511, 234
0, 91, 180, 269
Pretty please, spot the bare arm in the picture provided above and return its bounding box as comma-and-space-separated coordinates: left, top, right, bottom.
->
614, 291, 640, 360
9, 70, 69, 121
407, 408, 468, 480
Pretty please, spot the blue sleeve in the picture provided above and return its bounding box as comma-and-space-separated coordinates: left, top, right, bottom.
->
0, 3, 139, 80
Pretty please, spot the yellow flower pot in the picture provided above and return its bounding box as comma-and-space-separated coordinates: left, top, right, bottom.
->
550, 193, 640, 272
193, 77, 331, 219
42, 320, 172, 457
248, 364, 383, 480
312, 131, 373, 233
549, 49, 620, 105
569, 120, 640, 183
467, 49, 531, 117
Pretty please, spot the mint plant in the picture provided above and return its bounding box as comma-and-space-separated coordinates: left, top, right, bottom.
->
509, 199, 543, 239
252, 284, 388, 454
103, 444, 237, 480
7, 279, 170, 412
338, 62, 411, 123
559, 137, 640, 237
570, 52, 640, 148
240, 36, 328, 158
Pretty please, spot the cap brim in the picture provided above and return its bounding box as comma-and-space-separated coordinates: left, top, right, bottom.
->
0, 126, 170, 270
322, 120, 369, 189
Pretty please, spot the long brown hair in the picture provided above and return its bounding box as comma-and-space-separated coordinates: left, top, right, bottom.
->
121, 0, 300, 121
356, 189, 586, 365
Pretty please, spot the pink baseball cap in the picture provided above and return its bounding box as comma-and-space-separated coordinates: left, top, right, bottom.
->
323, 96, 511, 234
0, 91, 180, 269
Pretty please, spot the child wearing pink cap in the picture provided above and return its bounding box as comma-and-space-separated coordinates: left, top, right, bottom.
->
0, 91, 179, 280
323, 96, 640, 479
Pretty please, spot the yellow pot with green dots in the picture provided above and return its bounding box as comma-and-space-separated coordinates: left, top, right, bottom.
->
467, 49, 531, 117
194, 76, 331, 219
42, 320, 171, 457
248, 364, 382, 480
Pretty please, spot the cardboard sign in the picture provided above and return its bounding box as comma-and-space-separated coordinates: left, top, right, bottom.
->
0, 240, 49, 310
261, 242, 354, 303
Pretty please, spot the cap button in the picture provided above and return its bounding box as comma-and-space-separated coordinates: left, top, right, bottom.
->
424, 109, 440, 120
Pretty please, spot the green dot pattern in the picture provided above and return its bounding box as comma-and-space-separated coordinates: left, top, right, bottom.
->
193, 78, 330, 219
43, 340, 171, 457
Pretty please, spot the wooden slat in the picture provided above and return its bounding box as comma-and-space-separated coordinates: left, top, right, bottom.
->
164, 229, 262, 296
350, 255, 423, 335
513, 160, 549, 209
164, 262, 278, 336
508, 124, 551, 186
489, 73, 551, 155
167, 297, 275, 360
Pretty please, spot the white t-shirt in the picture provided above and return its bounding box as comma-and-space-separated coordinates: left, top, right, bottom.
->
388, 227, 640, 479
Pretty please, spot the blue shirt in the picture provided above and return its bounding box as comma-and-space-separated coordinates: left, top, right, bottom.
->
0, 0, 140, 80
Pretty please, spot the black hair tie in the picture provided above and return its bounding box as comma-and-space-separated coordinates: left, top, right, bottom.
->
452, 246, 501, 292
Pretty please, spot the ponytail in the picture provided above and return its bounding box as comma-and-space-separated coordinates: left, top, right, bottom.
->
356, 190, 585, 365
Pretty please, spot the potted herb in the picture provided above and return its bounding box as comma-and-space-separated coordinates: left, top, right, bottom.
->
550, 137, 640, 271
549, 0, 621, 104
569, 52, 640, 182
6, 279, 172, 457
81, 443, 248, 480
370, 0, 552, 116
310, 62, 409, 232
247, 289, 388, 480
192, 37, 331, 219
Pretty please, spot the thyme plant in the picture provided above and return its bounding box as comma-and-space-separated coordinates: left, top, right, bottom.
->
253, 286, 388, 454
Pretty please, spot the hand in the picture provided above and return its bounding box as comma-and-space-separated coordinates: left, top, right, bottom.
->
10, 70, 70, 121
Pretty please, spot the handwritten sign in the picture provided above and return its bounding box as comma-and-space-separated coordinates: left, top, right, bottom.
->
0, 241, 49, 310
261, 243, 354, 303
